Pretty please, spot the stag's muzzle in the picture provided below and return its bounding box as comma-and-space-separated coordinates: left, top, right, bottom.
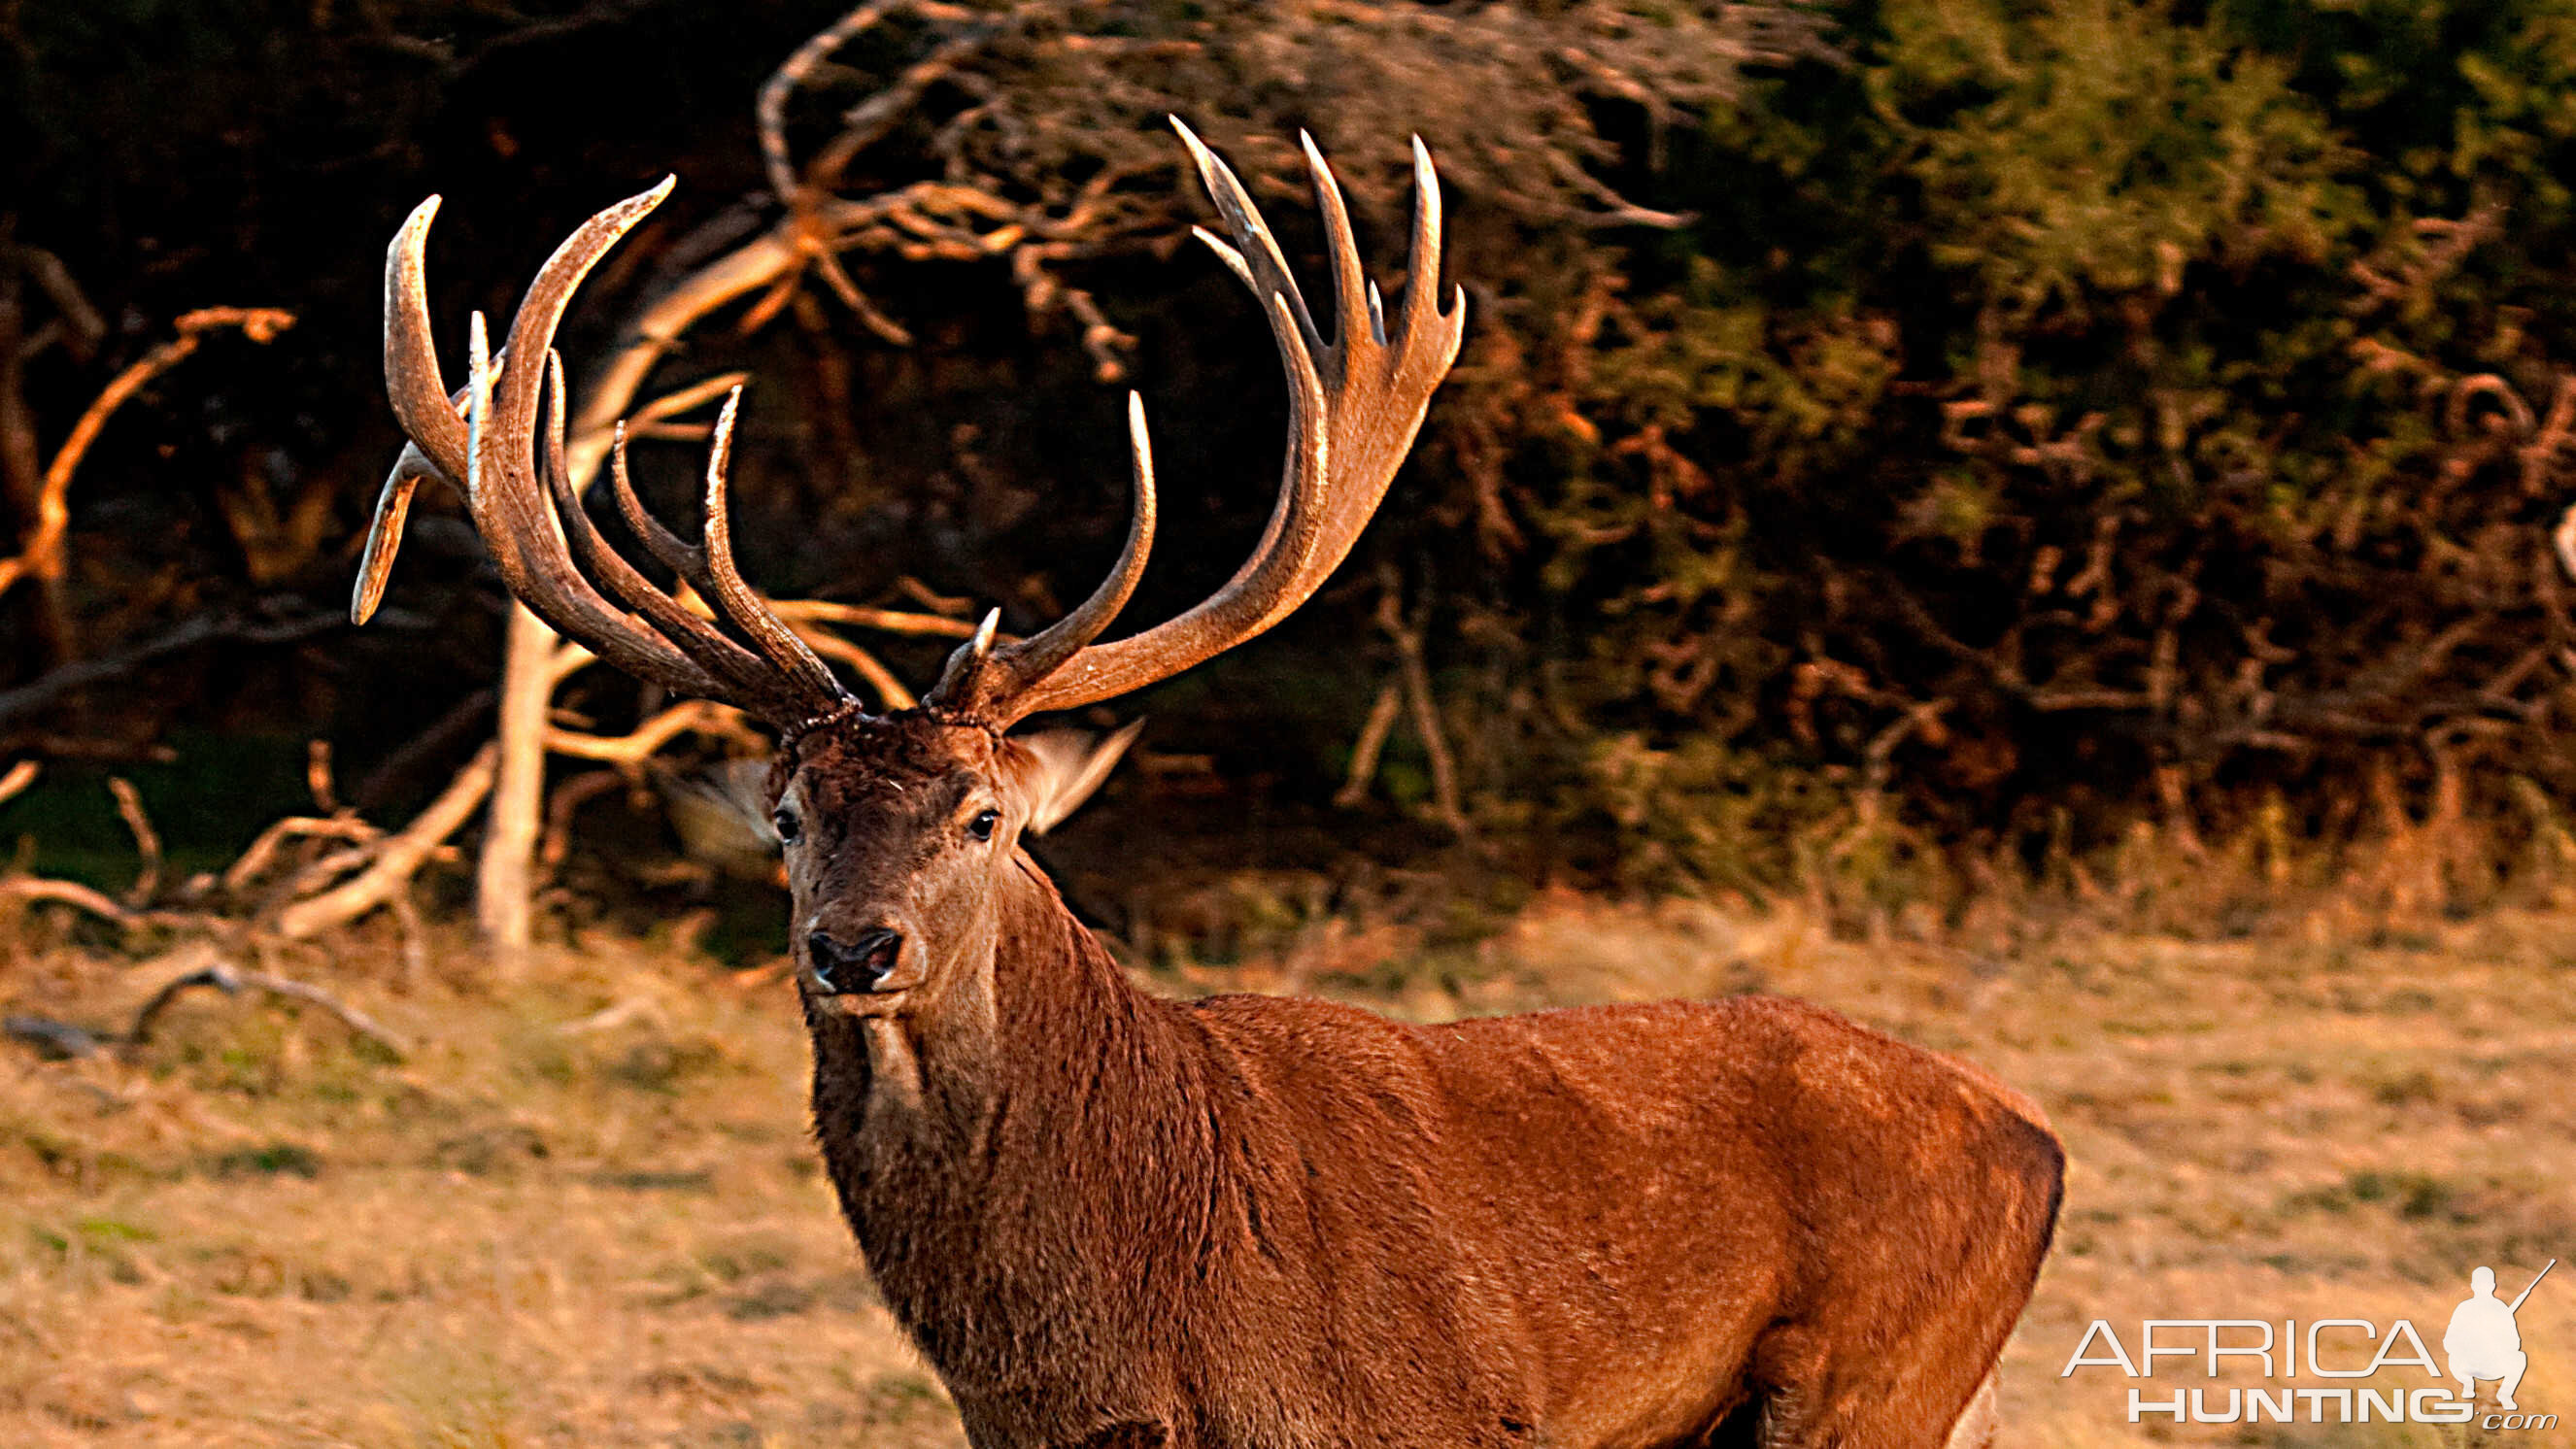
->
803, 926, 918, 1004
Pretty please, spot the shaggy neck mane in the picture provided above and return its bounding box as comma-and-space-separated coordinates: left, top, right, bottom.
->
804, 855, 1219, 1399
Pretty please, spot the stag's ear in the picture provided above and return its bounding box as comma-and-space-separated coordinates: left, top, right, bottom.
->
1004, 722, 1143, 835
658, 758, 782, 880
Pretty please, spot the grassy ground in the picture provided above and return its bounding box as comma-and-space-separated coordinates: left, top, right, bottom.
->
1, 895, 2570, 1446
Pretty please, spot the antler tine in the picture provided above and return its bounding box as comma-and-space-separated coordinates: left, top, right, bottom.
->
1171, 118, 1322, 353
595, 385, 848, 707
1300, 131, 1373, 360
354, 194, 472, 625
384, 197, 469, 483
1260, 132, 1468, 625
1402, 135, 1460, 354
928, 392, 1159, 713
351, 445, 435, 625
930, 123, 1465, 727
537, 361, 797, 706
481, 181, 676, 489
609, 425, 706, 574
359, 181, 853, 727
692, 388, 850, 704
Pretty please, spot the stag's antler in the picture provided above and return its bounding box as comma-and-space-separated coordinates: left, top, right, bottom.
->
925, 120, 1467, 727
355, 181, 851, 727
355, 124, 1463, 734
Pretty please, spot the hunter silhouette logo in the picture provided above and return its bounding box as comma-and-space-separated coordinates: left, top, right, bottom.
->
2061, 1258, 2558, 1429
2448, 1261, 2552, 1411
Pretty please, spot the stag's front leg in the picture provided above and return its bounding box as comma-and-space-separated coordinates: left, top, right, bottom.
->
1941, 1370, 2001, 1449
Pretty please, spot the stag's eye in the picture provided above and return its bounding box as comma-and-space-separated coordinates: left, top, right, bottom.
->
773, 809, 802, 845
967, 808, 1000, 842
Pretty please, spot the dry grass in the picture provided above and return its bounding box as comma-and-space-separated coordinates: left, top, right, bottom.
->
2, 896, 2571, 1446
0, 932, 952, 1449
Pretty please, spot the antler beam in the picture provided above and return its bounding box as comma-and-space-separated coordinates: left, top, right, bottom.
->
356, 183, 853, 728
924, 120, 1467, 727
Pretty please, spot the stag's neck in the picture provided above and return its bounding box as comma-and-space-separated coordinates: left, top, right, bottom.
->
804, 853, 1215, 1390
813, 853, 1184, 1146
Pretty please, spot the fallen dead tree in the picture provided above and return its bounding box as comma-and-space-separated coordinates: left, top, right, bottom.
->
0, 744, 490, 977
4, 944, 408, 1062
126, 956, 407, 1058
0, 764, 432, 1066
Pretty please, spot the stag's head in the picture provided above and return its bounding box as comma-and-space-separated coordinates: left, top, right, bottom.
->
354, 122, 1464, 1021
762, 710, 1142, 1019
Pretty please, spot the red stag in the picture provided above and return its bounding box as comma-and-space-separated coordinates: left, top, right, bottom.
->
356, 123, 2062, 1448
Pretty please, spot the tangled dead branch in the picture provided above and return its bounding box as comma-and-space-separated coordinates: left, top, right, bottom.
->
0, 739, 494, 966
710, 0, 1830, 388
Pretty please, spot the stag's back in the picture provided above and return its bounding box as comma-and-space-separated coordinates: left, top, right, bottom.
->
1170, 992, 2062, 1447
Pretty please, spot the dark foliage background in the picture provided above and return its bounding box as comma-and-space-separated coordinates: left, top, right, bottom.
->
9, 0, 2576, 932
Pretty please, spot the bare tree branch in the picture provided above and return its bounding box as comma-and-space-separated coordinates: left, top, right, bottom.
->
1333, 681, 1402, 809
107, 777, 160, 907
546, 700, 759, 763
0, 308, 294, 606
0, 606, 349, 726
273, 743, 497, 941
1376, 567, 1470, 840
0, 875, 133, 925
222, 816, 381, 895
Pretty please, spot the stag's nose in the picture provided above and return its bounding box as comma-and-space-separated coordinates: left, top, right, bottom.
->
806, 927, 904, 994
